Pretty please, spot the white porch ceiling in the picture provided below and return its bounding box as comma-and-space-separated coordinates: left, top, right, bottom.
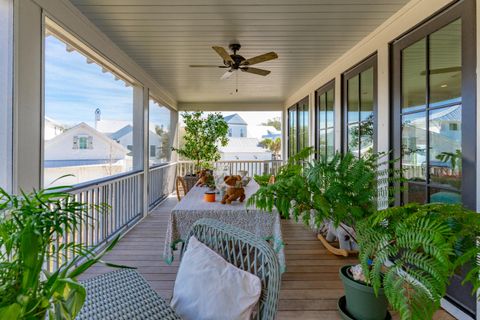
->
70, 0, 410, 107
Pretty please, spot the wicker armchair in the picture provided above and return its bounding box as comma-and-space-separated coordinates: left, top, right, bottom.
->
183, 218, 281, 320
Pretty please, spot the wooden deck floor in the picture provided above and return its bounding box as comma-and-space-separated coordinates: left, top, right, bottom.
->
82, 196, 456, 320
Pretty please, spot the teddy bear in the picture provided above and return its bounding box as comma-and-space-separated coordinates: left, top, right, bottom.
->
195, 169, 212, 187
220, 175, 246, 204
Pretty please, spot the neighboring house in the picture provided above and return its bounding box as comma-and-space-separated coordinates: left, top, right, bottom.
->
108, 124, 170, 163
44, 122, 130, 186
223, 114, 248, 137
44, 116, 65, 140
95, 119, 132, 135
219, 137, 272, 161
247, 125, 281, 140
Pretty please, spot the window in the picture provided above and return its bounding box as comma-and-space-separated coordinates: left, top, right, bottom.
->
240, 128, 244, 137
78, 136, 88, 150
44, 19, 136, 187
392, 1, 476, 315
149, 98, 172, 166
287, 97, 309, 157
315, 81, 335, 159
0, 0, 13, 190
228, 128, 232, 137
343, 55, 376, 157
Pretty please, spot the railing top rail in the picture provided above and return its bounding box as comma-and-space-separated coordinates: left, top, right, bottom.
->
149, 162, 176, 171
67, 169, 144, 193
176, 160, 284, 164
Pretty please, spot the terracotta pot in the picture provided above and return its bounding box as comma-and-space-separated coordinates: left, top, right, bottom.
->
204, 192, 216, 202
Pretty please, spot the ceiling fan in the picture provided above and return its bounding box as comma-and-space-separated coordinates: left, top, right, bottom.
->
189, 43, 278, 80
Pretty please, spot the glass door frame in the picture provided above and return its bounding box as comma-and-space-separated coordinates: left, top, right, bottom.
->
341, 54, 378, 155
391, 0, 476, 317
391, 0, 476, 209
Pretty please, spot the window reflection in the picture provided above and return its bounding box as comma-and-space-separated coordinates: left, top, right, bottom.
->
401, 112, 426, 182
402, 39, 426, 112
429, 105, 462, 189
429, 19, 461, 107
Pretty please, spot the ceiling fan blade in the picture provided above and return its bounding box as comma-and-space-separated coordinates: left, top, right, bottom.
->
189, 65, 228, 68
241, 52, 278, 66
240, 67, 271, 76
221, 70, 235, 80
212, 46, 234, 65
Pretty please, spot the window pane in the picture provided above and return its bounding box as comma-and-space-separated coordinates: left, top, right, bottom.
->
326, 88, 335, 128
289, 107, 296, 156
429, 105, 462, 190
347, 75, 359, 124
299, 99, 309, 151
44, 28, 134, 187
326, 127, 334, 158
360, 67, 374, 121
347, 124, 359, 156
429, 187, 461, 204
360, 117, 374, 156
402, 38, 427, 112
318, 93, 326, 131
0, 0, 13, 190
149, 99, 171, 166
402, 112, 427, 182
404, 183, 427, 204
429, 19, 462, 107
318, 130, 326, 156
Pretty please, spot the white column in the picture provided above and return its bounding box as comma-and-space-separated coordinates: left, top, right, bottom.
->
13, 0, 43, 192
376, 45, 389, 155
133, 86, 149, 217
334, 75, 342, 153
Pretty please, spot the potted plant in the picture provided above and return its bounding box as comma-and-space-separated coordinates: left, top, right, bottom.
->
173, 111, 229, 189
354, 203, 480, 320
0, 184, 128, 319
249, 150, 400, 319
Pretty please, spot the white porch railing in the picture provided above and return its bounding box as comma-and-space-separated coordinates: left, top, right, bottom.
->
46, 160, 284, 271
176, 160, 285, 178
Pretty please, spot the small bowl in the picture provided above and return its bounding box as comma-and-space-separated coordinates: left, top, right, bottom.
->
204, 192, 216, 202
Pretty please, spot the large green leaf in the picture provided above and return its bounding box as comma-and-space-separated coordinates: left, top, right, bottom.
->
0, 303, 22, 320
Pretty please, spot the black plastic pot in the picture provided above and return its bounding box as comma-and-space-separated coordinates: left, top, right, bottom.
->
339, 265, 389, 320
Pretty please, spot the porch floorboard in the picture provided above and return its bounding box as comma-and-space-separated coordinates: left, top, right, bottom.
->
81, 196, 455, 320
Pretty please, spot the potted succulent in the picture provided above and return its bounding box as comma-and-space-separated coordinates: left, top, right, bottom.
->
354, 203, 480, 320
173, 111, 229, 189
0, 183, 129, 319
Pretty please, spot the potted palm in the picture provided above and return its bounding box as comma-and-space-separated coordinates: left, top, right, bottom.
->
173, 111, 229, 190
0, 184, 128, 319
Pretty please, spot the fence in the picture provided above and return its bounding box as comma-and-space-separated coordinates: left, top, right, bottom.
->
176, 160, 285, 178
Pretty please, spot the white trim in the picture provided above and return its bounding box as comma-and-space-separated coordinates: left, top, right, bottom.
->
441, 298, 474, 320
178, 102, 283, 112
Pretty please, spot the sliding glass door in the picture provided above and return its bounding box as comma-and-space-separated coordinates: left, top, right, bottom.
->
392, 0, 476, 316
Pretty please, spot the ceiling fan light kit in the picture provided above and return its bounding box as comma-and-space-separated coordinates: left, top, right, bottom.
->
189, 43, 278, 80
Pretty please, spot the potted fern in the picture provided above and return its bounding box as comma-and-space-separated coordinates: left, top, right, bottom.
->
0, 184, 128, 319
249, 150, 400, 319
355, 203, 480, 320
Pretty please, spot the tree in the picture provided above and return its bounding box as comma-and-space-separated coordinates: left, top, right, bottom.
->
259, 137, 281, 159
173, 112, 229, 169
261, 117, 281, 131
154, 125, 171, 161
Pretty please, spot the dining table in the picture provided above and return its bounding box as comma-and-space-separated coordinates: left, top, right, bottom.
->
163, 180, 285, 272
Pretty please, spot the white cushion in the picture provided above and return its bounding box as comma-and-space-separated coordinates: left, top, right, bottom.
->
171, 236, 262, 320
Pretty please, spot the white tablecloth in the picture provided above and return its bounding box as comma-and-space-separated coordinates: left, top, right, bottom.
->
163, 181, 285, 272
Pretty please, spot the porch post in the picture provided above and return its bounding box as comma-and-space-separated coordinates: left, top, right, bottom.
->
132, 86, 149, 218
13, 0, 43, 192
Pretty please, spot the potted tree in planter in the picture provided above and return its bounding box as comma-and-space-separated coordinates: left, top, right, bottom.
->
354, 203, 480, 320
173, 111, 229, 190
0, 184, 128, 319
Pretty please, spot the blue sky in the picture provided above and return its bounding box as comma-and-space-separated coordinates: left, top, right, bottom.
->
45, 34, 278, 130
45, 35, 170, 129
